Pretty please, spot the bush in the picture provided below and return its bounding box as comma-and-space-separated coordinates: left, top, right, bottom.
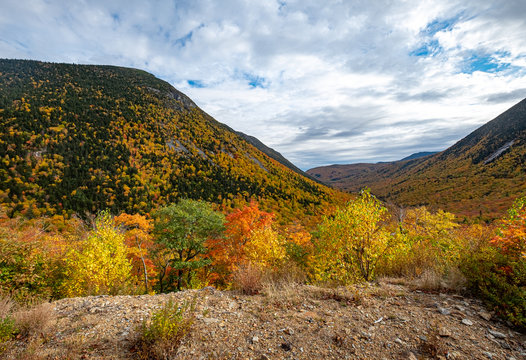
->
461, 246, 526, 329
13, 302, 53, 339
232, 263, 264, 295
135, 297, 196, 359
0, 296, 16, 352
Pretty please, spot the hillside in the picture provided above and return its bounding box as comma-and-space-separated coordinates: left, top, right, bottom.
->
0, 59, 343, 223
307, 98, 526, 220
4, 281, 525, 359
235, 131, 322, 184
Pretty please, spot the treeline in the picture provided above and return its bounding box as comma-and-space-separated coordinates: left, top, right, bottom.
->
1, 192, 524, 328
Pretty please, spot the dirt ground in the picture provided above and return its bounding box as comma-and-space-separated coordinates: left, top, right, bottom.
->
4, 279, 525, 359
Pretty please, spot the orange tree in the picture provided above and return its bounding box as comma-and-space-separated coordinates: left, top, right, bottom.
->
114, 213, 156, 293
207, 201, 273, 285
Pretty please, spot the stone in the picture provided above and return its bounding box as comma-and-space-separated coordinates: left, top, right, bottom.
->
487, 329, 507, 339
202, 317, 220, 325
479, 311, 492, 321
438, 327, 452, 337
437, 307, 451, 315
395, 338, 404, 345
408, 352, 418, 360
252, 336, 259, 343
461, 319, 473, 326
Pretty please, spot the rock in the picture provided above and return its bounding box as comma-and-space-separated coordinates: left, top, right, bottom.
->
408, 352, 417, 360
437, 306, 451, 315
438, 327, 452, 337
455, 304, 465, 312
487, 329, 507, 339
483, 351, 494, 359
282, 328, 294, 335
479, 311, 492, 321
252, 336, 259, 343
461, 319, 473, 326
395, 338, 404, 345
448, 351, 462, 359
202, 317, 220, 325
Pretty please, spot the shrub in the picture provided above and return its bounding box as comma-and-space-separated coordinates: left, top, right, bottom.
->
13, 302, 53, 339
461, 245, 526, 329
135, 297, 196, 359
461, 197, 526, 329
232, 263, 264, 295
0, 296, 16, 352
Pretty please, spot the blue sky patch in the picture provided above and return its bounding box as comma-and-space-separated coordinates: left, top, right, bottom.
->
244, 73, 267, 88
174, 31, 193, 48
423, 14, 461, 36
461, 52, 512, 74
187, 80, 206, 88
410, 39, 441, 57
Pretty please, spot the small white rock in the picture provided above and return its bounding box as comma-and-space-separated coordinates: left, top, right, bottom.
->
462, 319, 473, 326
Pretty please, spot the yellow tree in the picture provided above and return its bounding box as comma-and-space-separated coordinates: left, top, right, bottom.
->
314, 189, 391, 283
62, 211, 134, 296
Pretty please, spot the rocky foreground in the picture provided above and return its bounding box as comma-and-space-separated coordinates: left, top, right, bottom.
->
5, 280, 526, 359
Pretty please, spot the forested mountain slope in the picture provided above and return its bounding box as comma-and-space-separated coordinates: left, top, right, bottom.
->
308, 98, 526, 220
0, 59, 342, 222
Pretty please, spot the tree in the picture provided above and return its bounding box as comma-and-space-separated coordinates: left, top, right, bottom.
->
62, 211, 134, 296
492, 196, 526, 260
114, 213, 155, 293
207, 201, 273, 282
153, 199, 224, 291
314, 189, 391, 283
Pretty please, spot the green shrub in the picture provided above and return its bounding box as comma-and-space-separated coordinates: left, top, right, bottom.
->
461, 246, 526, 329
135, 296, 196, 359
0, 316, 16, 344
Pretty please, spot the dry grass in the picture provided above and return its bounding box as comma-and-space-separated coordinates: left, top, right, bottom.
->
410, 266, 467, 293
13, 303, 53, 339
232, 263, 264, 295
0, 297, 14, 320
412, 269, 444, 291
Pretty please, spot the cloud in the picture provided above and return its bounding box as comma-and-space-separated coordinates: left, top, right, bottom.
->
1, 0, 526, 170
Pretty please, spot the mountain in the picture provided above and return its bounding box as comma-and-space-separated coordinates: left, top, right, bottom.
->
235, 131, 322, 183
307, 98, 526, 220
399, 151, 438, 161
0, 59, 343, 223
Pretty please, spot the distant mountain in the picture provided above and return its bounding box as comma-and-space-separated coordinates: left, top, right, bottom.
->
0, 59, 342, 222
399, 152, 438, 161
307, 98, 526, 219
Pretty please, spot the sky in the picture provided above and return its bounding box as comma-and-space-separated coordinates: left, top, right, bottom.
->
1, 0, 526, 170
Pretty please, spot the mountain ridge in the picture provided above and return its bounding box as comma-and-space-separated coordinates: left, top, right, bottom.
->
307, 98, 526, 219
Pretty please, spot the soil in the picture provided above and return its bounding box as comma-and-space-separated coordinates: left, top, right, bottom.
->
5, 279, 526, 359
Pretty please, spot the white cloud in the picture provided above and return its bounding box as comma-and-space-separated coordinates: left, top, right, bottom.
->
1, 0, 525, 169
